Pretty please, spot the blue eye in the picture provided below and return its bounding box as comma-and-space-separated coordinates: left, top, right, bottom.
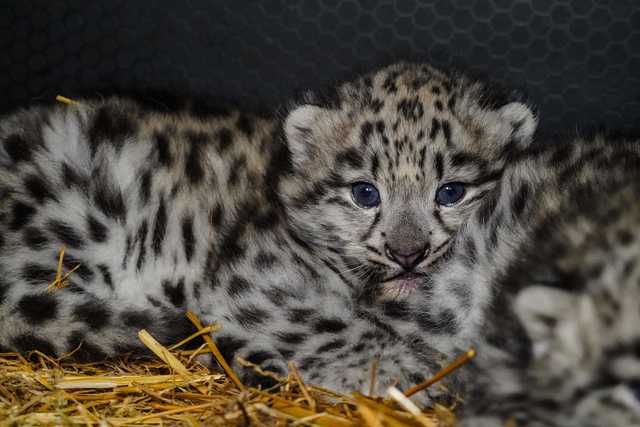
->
351, 182, 380, 208
435, 182, 466, 206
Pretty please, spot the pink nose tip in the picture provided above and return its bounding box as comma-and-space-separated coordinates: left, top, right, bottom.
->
384, 245, 428, 269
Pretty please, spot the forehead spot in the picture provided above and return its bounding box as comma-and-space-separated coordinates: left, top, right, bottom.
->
382, 73, 399, 94
448, 94, 457, 111
429, 118, 441, 140
434, 152, 444, 180
370, 153, 379, 179
371, 98, 384, 113
410, 76, 429, 90
360, 121, 374, 146
397, 97, 424, 122
418, 146, 427, 170
336, 148, 364, 169
441, 120, 452, 147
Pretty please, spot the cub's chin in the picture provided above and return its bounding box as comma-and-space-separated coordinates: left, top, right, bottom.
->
377, 272, 427, 302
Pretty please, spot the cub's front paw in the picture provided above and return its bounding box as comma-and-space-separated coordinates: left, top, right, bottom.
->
298, 352, 454, 408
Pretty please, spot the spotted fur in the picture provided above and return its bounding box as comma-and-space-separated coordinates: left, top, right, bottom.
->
428, 137, 640, 425
0, 63, 534, 402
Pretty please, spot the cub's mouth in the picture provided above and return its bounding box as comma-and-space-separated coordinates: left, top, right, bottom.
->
371, 239, 452, 303
378, 272, 426, 302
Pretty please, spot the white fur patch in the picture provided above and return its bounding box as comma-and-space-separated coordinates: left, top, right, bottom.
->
497, 102, 537, 146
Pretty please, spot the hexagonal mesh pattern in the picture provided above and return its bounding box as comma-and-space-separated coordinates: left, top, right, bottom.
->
2, 0, 639, 136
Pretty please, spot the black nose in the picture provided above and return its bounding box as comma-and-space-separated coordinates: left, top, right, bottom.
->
384, 244, 429, 270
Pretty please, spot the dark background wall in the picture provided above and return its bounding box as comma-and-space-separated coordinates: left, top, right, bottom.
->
2, 0, 639, 137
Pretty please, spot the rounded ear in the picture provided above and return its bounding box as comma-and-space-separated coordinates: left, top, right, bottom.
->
283, 104, 327, 167
497, 102, 537, 148
284, 104, 339, 169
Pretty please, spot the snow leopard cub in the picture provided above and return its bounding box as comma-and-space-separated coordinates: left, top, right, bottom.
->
429, 136, 640, 425
0, 62, 534, 399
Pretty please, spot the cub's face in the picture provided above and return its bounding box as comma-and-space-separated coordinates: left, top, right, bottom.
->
280, 63, 536, 300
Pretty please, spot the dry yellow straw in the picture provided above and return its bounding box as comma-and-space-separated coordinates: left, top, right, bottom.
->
138, 330, 192, 377
403, 348, 476, 398
55, 95, 78, 105
1, 320, 459, 425
186, 310, 244, 389
55, 245, 65, 285
46, 246, 81, 293
354, 392, 434, 427
263, 393, 354, 427
138, 329, 210, 396
288, 361, 316, 412
55, 374, 210, 390
387, 386, 437, 427
168, 324, 220, 351
358, 404, 384, 427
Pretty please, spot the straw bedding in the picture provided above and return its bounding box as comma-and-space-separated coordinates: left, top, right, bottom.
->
0, 313, 465, 426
